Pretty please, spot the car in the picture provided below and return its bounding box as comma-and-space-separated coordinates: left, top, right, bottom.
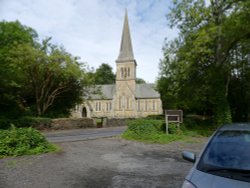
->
182, 123, 250, 188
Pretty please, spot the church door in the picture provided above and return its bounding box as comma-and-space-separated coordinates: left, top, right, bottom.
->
82, 107, 87, 117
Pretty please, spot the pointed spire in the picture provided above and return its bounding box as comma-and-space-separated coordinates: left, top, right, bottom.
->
117, 9, 134, 61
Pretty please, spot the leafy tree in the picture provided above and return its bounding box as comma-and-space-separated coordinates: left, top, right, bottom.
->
0, 21, 38, 118
158, 0, 250, 124
0, 21, 90, 117
93, 63, 115, 84
136, 78, 146, 84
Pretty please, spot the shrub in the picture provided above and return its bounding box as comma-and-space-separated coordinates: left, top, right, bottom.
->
0, 116, 52, 130
0, 117, 12, 129
0, 125, 57, 158
122, 119, 184, 143
14, 116, 52, 129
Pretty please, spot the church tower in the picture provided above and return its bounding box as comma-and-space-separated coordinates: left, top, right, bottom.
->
114, 10, 137, 117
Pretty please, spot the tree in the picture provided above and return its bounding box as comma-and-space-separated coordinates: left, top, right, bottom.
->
93, 63, 115, 84
0, 21, 90, 117
158, 0, 250, 124
136, 78, 146, 84
0, 21, 38, 118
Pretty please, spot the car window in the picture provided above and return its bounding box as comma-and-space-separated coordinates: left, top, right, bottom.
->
197, 130, 250, 182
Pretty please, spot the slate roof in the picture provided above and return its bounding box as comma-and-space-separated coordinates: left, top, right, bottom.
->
89, 84, 160, 100
89, 85, 115, 100
135, 84, 160, 99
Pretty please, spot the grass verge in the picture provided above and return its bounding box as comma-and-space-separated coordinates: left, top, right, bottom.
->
121, 118, 216, 144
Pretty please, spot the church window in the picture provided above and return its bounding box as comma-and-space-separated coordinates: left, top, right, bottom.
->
127, 97, 130, 109
128, 67, 130, 77
152, 100, 155, 111
106, 102, 109, 111
106, 101, 112, 111
145, 100, 148, 111
124, 68, 127, 78
138, 100, 140, 111
110, 102, 112, 111
95, 101, 101, 111
121, 68, 124, 78
119, 97, 122, 110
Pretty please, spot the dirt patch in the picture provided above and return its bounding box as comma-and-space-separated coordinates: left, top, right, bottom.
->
0, 137, 207, 188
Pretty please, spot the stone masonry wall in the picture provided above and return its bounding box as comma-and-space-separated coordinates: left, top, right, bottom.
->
50, 118, 96, 130
103, 118, 134, 127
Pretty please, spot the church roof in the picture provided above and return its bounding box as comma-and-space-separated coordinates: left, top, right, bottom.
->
135, 84, 160, 99
116, 9, 134, 62
89, 84, 160, 100
90, 85, 115, 100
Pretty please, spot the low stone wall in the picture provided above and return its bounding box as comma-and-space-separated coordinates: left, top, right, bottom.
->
34, 117, 131, 130
50, 118, 96, 130
102, 118, 134, 127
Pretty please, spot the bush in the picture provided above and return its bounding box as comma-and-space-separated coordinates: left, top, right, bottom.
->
0, 116, 52, 130
14, 116, 52, 129
0, 117, 12, 129
0, 125, 57, 158
122, 119, 184, 143
181, 117, 217, 137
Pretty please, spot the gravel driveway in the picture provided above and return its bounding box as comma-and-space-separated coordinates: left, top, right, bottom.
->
0, 137, 207, 188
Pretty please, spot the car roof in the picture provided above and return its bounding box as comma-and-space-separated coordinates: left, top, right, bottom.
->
219, 123, 250, 131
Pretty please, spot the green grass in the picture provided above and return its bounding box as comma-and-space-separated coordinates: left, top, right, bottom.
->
121, 118, 216, 144
0, 125, 58, 158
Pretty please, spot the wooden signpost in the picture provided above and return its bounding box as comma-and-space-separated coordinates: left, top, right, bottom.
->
165, 110, 183, 134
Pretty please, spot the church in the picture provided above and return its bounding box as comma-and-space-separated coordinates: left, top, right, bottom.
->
72, 11, 162, 118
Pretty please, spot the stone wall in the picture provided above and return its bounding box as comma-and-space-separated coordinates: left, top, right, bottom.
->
50, 118, 96, 130
102, 118, 134, 127
34, 117, 131, 130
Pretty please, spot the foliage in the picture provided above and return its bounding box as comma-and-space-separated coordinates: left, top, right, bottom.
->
0, 21, 91, 118
122, 118, 217, 144
0, 126, 57, 158
93, 63, 115, 84
158, 0, 250, 125
122, 119, 184, 144
0, 116, 52, 130
136, 78, 146, 84
0, 21, 38, 118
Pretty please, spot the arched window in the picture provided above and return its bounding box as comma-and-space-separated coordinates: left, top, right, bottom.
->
121, 67, 124, 78
124, 67, 127, 78
119, 97, 122, 110
127, 97, 130, 109
128, 67, 130, 77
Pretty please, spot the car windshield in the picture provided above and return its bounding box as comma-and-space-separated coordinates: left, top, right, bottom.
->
197, 130, 250, 181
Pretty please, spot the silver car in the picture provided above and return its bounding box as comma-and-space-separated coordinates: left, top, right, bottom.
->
182, 123, 250, 188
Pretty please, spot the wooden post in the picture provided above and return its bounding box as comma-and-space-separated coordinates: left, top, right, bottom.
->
165, 115, 169, 134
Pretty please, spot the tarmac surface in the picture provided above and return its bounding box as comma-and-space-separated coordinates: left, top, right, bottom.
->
0, 128, 207, 188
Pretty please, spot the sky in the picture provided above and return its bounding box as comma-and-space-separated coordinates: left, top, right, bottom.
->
0, 0, 178, 83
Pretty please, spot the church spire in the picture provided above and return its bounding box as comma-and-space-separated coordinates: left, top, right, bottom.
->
117, 9, 134, 62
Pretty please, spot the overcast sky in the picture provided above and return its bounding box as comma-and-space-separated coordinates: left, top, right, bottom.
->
0, 0, 177, 83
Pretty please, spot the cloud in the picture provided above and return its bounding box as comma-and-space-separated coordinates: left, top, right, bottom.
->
0, 0, 177, 83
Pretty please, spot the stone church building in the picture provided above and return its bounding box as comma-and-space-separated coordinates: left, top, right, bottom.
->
72, 11, 162, 118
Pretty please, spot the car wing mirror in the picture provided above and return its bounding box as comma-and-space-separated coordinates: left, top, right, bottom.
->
182, 151, 196, 163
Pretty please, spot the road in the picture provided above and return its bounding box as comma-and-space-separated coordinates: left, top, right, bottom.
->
0, 137, 207, 188
43, 126, 127, 143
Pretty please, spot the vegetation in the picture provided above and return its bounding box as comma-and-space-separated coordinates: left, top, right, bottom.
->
157, 0, 250, 125
0, 21, 93, 127
122, 118, 215, 144
0, 126, 57, 158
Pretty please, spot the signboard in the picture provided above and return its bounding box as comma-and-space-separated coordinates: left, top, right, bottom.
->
165, 110, 183, 123
165, 110, 183, 134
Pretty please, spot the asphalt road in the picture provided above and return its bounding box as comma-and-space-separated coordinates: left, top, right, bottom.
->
43, 126, 127, 143
0, 136, 207, 188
